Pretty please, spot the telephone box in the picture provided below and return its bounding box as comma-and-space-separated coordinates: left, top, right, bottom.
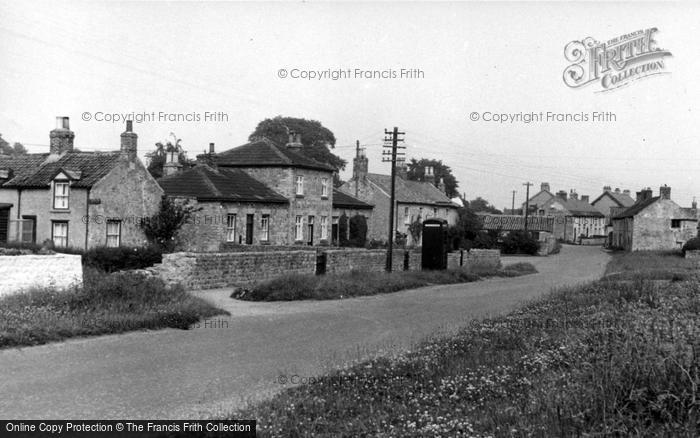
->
421, 218, 449, 270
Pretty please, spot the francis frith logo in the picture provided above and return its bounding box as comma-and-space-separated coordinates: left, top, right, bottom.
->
563, 28, 672, 92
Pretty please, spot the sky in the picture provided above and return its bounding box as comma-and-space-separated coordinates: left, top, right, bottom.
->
1, 1, 699, 210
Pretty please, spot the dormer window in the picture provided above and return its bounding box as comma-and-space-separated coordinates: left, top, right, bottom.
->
295, 175, 304, 196
53, 180, 70, 209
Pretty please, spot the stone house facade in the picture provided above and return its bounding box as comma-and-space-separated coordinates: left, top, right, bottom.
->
591, 186, 635, 245
535, 190, 606, 242
331, 188, 374, 245
611, 186, 698, 251
0, 117, 162, 249
339, 148, 459, 245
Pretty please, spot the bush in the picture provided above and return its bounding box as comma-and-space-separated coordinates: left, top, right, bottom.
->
681, 237, 700, 255
500, 230, 540, 255
82, 246, 162, 273
348, 215, 368, 247
473, 231, 497, 249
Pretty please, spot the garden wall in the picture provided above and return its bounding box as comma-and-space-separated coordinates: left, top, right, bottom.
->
0, 254, 83, 297
154, 248, 500, 290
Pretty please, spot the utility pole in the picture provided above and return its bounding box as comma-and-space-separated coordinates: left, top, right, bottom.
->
523, 182, 533, 231
355, 140, 360, 198
511, 190, 516, 214
382, 127, 405, 272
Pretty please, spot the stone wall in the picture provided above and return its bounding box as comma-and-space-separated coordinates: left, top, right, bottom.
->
0, 253, 82, 296
153, 248, 500, 290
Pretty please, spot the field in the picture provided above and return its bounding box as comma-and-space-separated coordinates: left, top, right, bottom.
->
231, 251, 700, 437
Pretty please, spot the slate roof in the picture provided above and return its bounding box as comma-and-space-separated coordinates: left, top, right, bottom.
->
547, 196, 605, 217
366, 173, 457, 207
591, 190, 636, 208
158, 165, 288, 204
333, 189, 373, 210
213, 138, 335, 172
612, 197, 659, 219
476, 213, 554, 232
0, 152, 123, 188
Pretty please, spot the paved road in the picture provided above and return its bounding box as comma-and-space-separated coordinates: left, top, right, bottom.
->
0, 246, 608, 419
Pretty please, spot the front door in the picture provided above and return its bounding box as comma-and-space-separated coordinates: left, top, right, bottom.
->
0, 208, 8, 243
307, 216, 314, 246
21, 216, 36, 243
245, 214, 254, 244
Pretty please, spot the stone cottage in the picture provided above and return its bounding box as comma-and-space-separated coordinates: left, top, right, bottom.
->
591, 186, 635, 245
340, 148, 459, 245
535, 190, 606, 242
0, 117, 162, 249
611, 186, 698, 251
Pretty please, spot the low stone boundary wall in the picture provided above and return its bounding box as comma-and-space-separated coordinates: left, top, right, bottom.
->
580, 236, 607, 246
0, 254, 83, 297
154, 248, 500, 290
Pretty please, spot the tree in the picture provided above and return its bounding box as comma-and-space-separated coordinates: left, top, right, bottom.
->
249, 116, 347, 185
465, 197, 502, 214
0, 134, 27, 155
348, 214, 368, 247
145, 133, 192, 179
408, 216, 423, 246
406, 158, 459, 198
140, 196, 200, 252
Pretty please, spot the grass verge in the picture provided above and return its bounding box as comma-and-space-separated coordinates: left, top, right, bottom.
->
604, 249, 698, 281
235, 278, 699, 437
236, 262, 537, 301
0, 268, 227, 349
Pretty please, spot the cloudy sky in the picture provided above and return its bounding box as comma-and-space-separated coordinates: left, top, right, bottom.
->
0, 1, 698, 209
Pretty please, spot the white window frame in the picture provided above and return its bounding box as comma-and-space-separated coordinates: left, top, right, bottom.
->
106, 220, 121, 247
52, 221, 68, 248
320, 216, 328, 240
295, 175, 304, 196
226, 214, 237, 242
261, 214, 270, 241
53, 180, 70, 210
321, 178, 329, 198
294, 215, 303, 241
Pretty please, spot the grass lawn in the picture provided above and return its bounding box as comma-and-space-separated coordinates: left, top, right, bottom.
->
230, 251, 699, 437
604, 249, 698, 281
0, 268, 227, 349
236, 262, 537, 301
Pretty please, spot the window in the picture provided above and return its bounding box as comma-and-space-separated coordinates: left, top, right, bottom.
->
106, 220, 121, 247
433, 207, 438, 217
295, 175, 304, 196
307, 216, 315, 245
52, 221, 68, 248
295, 215, 303, 241
671, 219, 681, 229
261, 214, 270, 241
321, 178, 329, 198
226, 214, 237, 242
320, 216, 328, 240
53, 181, 69, 209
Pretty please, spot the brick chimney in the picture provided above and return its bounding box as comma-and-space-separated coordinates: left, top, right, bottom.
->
623, 189, 630, 196
49, 116, 74, 155
659, 185, 671, 200
438, 177, 447, 194
120, 120, 137, 160
603, 185, 612, 192
541, 182, 550, 193
557, 190, 568, 201
581, 195, 590, 203
636, 188, 653, 202
163, 148, 182, 176
352, 147, 368, 181
614, 188, 620, 194
396, 158, 408, 179
285, 131, 302, 152
570, 189, 578, 200
424, 166, 435, 185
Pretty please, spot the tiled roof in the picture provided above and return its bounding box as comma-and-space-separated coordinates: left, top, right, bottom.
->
158, 165, 288, 204
613, 197, 659, 219
0, 152, 123, 188
333, 189, 373, 210
366, 173, 457, 207
214, 138, 335, 171
547, 196, 605, 217
591, 190, 636, 208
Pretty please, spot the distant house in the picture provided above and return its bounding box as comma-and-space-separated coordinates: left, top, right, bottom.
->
591, 186, 636, 246
611, 186, 698, 251
0, 117, 162, 249
536, 190, 606, 242
331, 188, 374, 245
521, 182, 555, 214
340, 148, 459, 245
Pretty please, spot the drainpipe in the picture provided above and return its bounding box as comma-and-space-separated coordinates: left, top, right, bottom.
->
16, 189, 21, 219
84, 188, 90, 250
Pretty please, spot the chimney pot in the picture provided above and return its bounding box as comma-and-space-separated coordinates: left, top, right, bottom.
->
125, 120, 133, 132
603, 185, 612, 192
614, 188, 620, 193
209, 142, 215, 154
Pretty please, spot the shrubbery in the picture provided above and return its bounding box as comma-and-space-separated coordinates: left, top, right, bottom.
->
681, 237, 700, 255
82, 246, 162, 273
500, 230, 540, 255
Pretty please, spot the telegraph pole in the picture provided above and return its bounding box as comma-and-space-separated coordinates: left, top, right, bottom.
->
355, 140, 360, 198
523, 182, 533, 231
511, 190, 516, 214
383, 127, 405, 272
